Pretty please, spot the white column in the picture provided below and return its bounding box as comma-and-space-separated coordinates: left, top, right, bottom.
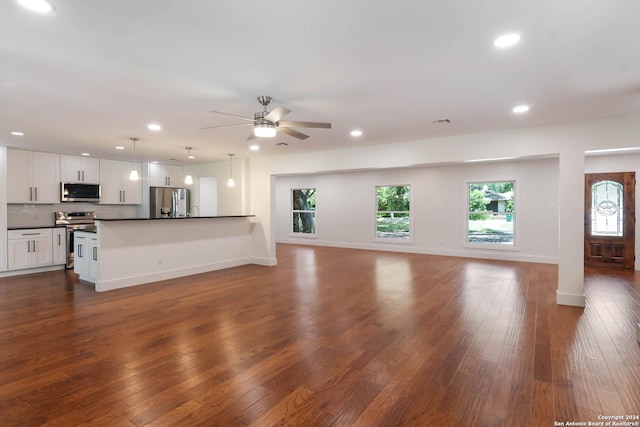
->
557, 147, 586, 307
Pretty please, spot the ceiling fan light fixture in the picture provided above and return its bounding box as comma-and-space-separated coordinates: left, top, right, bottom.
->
254, 123, 277, 138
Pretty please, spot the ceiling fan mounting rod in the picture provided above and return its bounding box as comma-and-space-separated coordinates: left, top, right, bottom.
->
257, 95, 272, 111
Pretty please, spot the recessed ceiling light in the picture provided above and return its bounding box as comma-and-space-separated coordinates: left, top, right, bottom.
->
115, 146, 125, 150
494, 33, 521, 48
81, 152, 90, 156
17, 0, 55, 14
249, 144, 260, 151
11, 131, 24, 136
147, 123, 162, 131
512, 105, 530, 114
350, 130, 363, 137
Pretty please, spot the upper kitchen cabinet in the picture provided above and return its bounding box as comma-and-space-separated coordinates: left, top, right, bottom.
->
99, 159, 142, 205
7, 149, 60, 204
149, 163, 184, 187
60, 155, 100, 183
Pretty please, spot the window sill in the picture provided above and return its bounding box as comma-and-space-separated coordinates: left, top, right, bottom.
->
288, 233, 318, 239
463, 243, 519, 251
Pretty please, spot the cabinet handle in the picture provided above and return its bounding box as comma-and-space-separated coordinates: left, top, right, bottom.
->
58, 234, 61, 245
34, 187, 38, 201
27, 241, 30, 253
93, 247, 98, 261
77, 245, 82, 258
78, 170, 81, 181
82, 171, 85, 181
123, 191, 125, 203
22, 232, 40, 236
29, 187, 33, 201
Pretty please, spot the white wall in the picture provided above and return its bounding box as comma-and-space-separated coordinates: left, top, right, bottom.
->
275, 157, 559, 264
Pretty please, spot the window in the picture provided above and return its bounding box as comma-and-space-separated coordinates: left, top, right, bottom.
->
466, 181, 515, 246
376, 185, 411, 239
591, 180, 623, 236
292, 188, 316, 234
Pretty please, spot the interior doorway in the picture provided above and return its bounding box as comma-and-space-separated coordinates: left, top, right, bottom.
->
584, 172, 635, 269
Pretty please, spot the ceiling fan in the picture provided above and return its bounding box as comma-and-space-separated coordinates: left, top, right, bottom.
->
201, 96, 331, 140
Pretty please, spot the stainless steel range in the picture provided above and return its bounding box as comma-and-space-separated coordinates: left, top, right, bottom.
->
55, 211, 97, 268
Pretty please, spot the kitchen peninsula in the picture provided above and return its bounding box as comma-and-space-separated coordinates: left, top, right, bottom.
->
81, 215, 271, 292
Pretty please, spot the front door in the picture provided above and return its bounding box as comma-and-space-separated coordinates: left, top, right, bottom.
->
584, 172, 635, 269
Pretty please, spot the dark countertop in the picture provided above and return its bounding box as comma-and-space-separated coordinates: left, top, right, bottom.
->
95, 215, 255, 221
8, 225, 64, 230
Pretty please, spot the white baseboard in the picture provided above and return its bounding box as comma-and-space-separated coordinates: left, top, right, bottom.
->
276, 238, 558, 265
0, 264, 65, 278
556, 290, 586, 307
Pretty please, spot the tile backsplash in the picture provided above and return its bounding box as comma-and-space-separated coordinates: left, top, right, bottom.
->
7, 203, 143, 228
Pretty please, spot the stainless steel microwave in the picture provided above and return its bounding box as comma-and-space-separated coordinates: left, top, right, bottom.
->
61, 182, 101, 202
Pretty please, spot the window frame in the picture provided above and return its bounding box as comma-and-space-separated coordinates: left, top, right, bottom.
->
463, 179, 519, 250
374, 184, 413, 243
290, 188, 317, 237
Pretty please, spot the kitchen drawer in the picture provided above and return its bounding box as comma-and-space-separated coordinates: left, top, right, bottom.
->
8, 228, 53, 239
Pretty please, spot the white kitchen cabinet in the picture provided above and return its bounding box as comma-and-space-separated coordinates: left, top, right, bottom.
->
7, 228, 53, 270
74, 231, 97, 283
149, 163, 184, 187
60, 155, 100, 183
7, 149, 60, 204
99, 159, 142, 204
52, 228, 67, 266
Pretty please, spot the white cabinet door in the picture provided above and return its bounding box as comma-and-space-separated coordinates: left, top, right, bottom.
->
7, 149, 60, 203
149, 163, 184, 187
52, 228, 67, 265
32, 237, 53, 268
31, 152, 60, 203
99, 159, 123, 204
99, 159, 141, 205
74, 234, 89, 278
7, 149, 32, 203
88, 239, 99, 281
121, 167, 142, 204
7, 229, 53, 270
61, 155, 100, 183
7, 239, 31, 270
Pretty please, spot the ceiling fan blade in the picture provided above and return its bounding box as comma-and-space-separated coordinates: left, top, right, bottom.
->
264, 107, 291, 123
279, 126, 309, 140
278, 120, 332, 129
209, 110, 254, 122
201, 123, 252, 130
246, 130, 256, 141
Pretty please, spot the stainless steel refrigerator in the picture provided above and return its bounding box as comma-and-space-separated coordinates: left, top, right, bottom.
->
149, 187, 190, 218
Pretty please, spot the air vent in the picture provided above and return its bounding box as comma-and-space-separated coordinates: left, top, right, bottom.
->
275, 142, 289, 146
432, 118, 452, 124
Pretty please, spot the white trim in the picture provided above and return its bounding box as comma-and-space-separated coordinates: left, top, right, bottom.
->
276, 238, 558, 264
375, 183, 413, 242
464, 178, 519, 250
556, 290, 586, 307
0, 264, 65, 278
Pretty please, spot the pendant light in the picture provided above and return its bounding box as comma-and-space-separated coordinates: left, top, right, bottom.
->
184, 147, 194, 185
129, 137, 139, 181
227, 153, 235, 187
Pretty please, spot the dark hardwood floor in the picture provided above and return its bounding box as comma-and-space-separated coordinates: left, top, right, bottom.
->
0, 244, 639, 426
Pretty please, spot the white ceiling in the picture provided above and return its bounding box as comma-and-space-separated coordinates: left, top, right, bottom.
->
1, 0, 639, 164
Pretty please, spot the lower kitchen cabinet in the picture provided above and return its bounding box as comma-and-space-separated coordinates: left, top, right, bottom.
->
7, 229, 53, 270
74, 231, 98, 283
52, 228, 67, 266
